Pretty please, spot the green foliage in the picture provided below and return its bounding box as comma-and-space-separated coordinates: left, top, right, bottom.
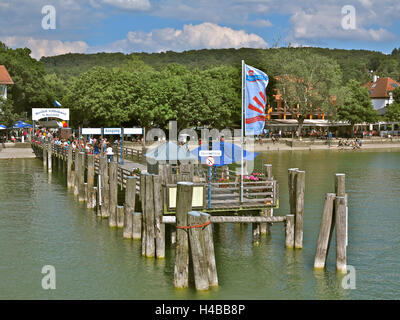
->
385, 88, 400, 122
0, 98, 23, 127
0, 42, 64, 116
273, 50, 343, 134
337, 80, 378, 125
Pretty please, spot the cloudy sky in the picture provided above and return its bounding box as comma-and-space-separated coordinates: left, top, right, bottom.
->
1, 0, 399, 59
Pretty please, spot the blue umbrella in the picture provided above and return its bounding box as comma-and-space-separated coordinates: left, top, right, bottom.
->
192, 141, 258, 167
0, 124, 6, 130
13, 121, 33, 129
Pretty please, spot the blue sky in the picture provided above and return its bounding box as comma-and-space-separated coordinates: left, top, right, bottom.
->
0, 0, 399, 59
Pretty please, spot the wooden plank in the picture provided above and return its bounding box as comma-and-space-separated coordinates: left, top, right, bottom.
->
314, 193, 336, 269
163, 215, 286, 224
335, 196, 347, 273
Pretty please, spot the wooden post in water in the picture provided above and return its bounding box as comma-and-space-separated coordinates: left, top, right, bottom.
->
140, 174, 147, 256
67, 147, 73, 188
174, 182, 193, 289
154, 175, 165, 259
74, 151, 80, 196
288, 168, 298, 216
188, 211, 209, 291
78, 152, 86, 202
294, 170, 305, 249
43, 145, 47, 168
117, 201, 125, 228
314, 193, 336, 269
261, 164, 273, 234
334, 173, 347, 273
199, 212, 218, 287
100, 156, 110, 218
87, 154, 96, 209
124, 176, 137, 239
145, 174, 156, 258
285, 214, 295, 249
252, 223, 261, 245
47, 145, 52, 173
132, 212, 142, 240
109, 162, 118, 227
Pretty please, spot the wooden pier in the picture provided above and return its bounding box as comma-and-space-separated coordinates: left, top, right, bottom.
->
30, 141, 348, 291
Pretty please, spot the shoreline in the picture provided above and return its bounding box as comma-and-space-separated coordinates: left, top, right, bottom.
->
0, 147, 36, 159
250, 142, 400, 152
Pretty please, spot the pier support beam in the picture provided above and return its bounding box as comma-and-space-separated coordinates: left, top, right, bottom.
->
294, 170, 305, 249
109, 162, 118, 227
47, 145, 52, 173
174, 182, 193, 289
100, 156, 110, 218
78, 152, 86, 202
87, 154, 96, 209
67, 147, 73, 189
154, 175, 165, 259
124, 177, 137, 238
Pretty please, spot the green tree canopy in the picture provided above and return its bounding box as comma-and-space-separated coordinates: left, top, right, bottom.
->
273, 50, 343, 135
337, 80, 378, 133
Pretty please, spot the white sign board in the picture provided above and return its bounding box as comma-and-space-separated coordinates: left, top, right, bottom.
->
124, 128, 143, 135
206, 156, 215, 167
199, 150, 222, 157
82, 128, 102, 135
32, 108, 70, 121
104, 128, 122, 135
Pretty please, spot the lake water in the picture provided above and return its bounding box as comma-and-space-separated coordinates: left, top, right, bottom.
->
0, 149, 399, 299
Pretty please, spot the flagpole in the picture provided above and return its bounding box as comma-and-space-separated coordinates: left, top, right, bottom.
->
241, 60, 245, 203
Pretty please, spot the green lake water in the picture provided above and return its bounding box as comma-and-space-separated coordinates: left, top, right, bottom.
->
0, 149, 399, 299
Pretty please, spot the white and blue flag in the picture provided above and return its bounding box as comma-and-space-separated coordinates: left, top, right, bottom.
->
54, 100, 62, 107
244, 64, 269, 136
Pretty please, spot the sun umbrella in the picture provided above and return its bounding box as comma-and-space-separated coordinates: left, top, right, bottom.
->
0, 124, 6, 130
145, 141, 198, 162
192, 141, 258, 167
13, 121, 33, 129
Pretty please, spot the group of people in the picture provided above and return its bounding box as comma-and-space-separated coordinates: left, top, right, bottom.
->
337, 138, 362, 150
33, 129, 116, 162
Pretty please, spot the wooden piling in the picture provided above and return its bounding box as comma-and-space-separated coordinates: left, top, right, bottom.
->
67, 147, 73, 188
87, 154, 96, 209
47, 145, 52, 173
100, 156, 110, 218
334, 174, 347, 273
285, 214, 295, 249
294, 170, 305, 249
174, 182, 193, 289
132, 212, 142, 240
78, 152, 86, 202
199, 212, 218, 287
74, 151, 80, 196
188, 211, 209, 291
117, 201, 125, 228
288, 168, 298, 216
140, 174, 147, 256
153, 175, 165, 259
261, 164, 274, 234
335, 196, 347, 273
314, 193, 336, 269
252, 223, 261, 245
43, 146, 47, 168
144, 174, 156, 258
109, 162, 118, 227
124, 176, 137, 239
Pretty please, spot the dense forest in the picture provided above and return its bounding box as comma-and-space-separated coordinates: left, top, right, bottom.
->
41, 47, 400, 84
1, 42, 400, 130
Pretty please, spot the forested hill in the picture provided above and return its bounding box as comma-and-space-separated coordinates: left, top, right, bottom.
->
41, 47, 400, 84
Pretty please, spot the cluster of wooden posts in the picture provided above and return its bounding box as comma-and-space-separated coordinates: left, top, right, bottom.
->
314, 174, 348, 273
31, 141, 348, 291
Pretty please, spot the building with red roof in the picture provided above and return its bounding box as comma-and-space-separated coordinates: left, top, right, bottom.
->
0, 65, 14, 100
362, 76, 400, 114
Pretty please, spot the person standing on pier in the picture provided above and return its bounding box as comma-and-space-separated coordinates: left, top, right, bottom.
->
106, 143, 114, 162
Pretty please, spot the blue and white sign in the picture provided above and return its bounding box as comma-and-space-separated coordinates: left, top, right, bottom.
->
104, 128, 122, 135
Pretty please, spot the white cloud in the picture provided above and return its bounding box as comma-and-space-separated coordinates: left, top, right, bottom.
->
288, 5, 396, 44
102, 0, 151, 11
102, 22, 268, 53
246, 19, 273, 28
1, 37, 89, 59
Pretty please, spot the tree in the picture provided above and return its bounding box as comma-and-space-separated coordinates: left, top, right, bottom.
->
0, 98, 23, 127
273, 50, 343, 136
385, 87, 400, 122
336, 80, 378, 135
